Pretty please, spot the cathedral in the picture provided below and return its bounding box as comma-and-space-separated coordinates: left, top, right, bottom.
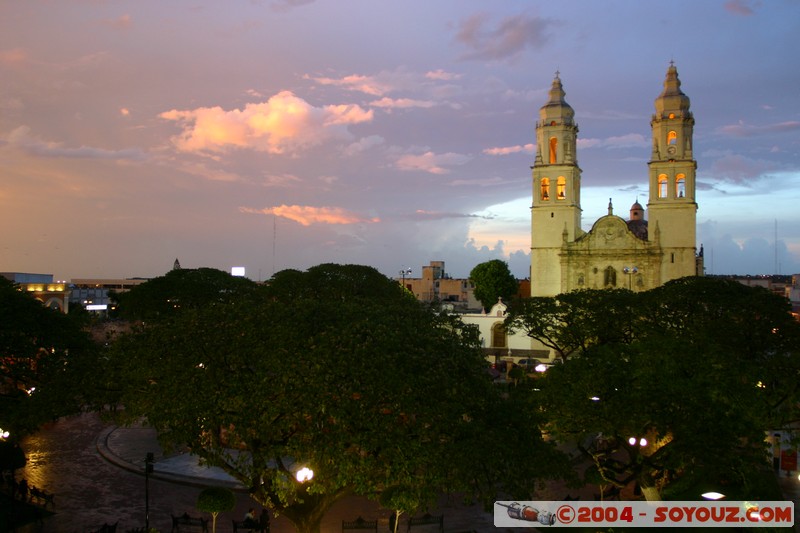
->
530, 63, 704, 297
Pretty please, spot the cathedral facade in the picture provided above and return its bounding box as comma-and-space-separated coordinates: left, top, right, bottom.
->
530, 64, 703, 297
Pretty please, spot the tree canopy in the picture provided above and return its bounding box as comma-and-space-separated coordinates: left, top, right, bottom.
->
0, 277, 95, 434
104, 264, 567, 533
110, 267, 260, 321
469, 259, 518, 310
505, 276, 800, 500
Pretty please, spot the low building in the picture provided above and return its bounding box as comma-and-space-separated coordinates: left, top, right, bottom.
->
396, 261, 481, 310
1, 272, 69, 312
69, 277, 150, 311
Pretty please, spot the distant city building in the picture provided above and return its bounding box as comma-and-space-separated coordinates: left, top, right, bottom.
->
395, 261, 481, 310
69, 278, 150, 310
787, 275, 800, 318
1, 272, 69, 312
722, 274, 797, 318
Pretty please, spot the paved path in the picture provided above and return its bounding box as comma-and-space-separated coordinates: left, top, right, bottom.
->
14, 412, 800, 532
15, 413, 503, 533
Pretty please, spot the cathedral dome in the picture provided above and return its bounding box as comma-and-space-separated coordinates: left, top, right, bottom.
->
630, 200, 644, 220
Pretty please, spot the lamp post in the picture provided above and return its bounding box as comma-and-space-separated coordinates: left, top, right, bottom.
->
399, 267, 412, 288
622, 266, 638, 290
145, 452, 154, 531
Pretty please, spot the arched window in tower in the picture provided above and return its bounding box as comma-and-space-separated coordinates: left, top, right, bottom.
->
556, 176, 566, 199
549, 137, 558, 164
676, 174, 686, 198
491, 322, 507, 349
668, 131, 677, 145
658, 174, 668, 198
540, 178, 550, 201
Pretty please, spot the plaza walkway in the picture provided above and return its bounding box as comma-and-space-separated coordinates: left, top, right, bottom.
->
14, 413, 508, 532
14, 412, 800, 532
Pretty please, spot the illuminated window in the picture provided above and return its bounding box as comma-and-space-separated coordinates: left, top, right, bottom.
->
668, 131, 677, 145
676, 174, 685, 198
658, 174, 668, 198
541, 178, 550, 200
668, 113, 675, 119
549, 137, 558, 164
557, 176, 566, 199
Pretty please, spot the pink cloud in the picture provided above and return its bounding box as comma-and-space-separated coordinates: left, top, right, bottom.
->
306, 74, 389, 96
717, 121, 800, 137
395, 151, 472, 174
0, 48, 28, 66
724, 0, 757, 16
160, 91, 372, 154
100, 14, 132, 30
369, 97, 436, 110
483, 143, 534, 155
240, 205, 380, 226
425, 69, 462, 81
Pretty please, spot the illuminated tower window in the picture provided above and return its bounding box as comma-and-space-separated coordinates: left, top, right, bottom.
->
668, 131, 677, 145
541, 178, 550, 200
549, 137, 558, 164
658, 174, 668, 198
557, 176, 566, 199
676, 174, 685, 198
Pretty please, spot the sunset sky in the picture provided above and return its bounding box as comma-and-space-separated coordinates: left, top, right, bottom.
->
2, 0, 799, 282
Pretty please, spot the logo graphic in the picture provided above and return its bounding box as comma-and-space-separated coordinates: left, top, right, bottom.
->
496, 502, 556, 525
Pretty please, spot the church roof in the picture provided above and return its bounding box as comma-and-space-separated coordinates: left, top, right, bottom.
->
627, 219, 649, 240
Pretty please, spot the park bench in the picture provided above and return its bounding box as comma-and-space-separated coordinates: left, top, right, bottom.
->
342, 516, 378, 533
171, 513, 209, 533
232, 519, 268, 532
407, 513, 443, 532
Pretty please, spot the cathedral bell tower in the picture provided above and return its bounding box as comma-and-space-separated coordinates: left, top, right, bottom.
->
646, 63, 699, 280
530, 73, 582, 297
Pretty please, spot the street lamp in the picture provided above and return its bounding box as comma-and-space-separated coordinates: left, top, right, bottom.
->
399, 267, 412, 287
622, 266, 639, 290
295, 466, 314, 483
628, 436, 647, 447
